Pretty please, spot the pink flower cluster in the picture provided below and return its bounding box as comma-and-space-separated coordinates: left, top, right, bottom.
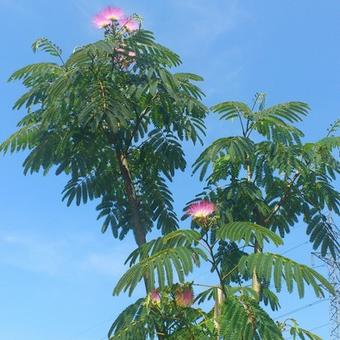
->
92, 6, 139, 31
186, 200, 216, 219
149, 286, 194, 308
175, 286, 194, 307
149, 289, 161, 304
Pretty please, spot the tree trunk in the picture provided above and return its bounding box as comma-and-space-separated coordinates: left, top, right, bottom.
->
116, 150, 166, 340
117, 152, 147, 247
246, 161, 262, 300
116, 150, 151, 293
214, 286, 225, 339
252, 240, 262, 300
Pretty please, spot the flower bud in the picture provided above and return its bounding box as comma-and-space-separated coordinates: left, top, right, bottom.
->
175, 286, 194, 308
149, 289, 161, 305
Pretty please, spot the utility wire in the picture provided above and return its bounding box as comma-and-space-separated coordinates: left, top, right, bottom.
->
310, 323, 329, 332
280, 241, 309, 256
274, 299, 329, 320
67, 317, 112, 340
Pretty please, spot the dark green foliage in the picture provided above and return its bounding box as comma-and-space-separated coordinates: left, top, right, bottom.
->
195, 94, 339, 259
215, 241, 248, 285
108, 298, 153, 339
238, 252, 334, 298
220, 296, 284, 340
115, 226, 333, 298
281, 319, 323, 340
109, 285, 212, 339
111, 224, 333, 339
217, 222, 283, 248
110, 94, 338, 339
32, 38, 63, 59
2, 29, 207, 241
113, 230, 205, 295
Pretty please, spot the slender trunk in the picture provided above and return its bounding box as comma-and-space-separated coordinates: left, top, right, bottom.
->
214, 286, 225, 339
246, 160, 262, 300
117, 152, 147, 247
116, 151, 151, 292
116, 150, 166, 340
252, 240, 262, 300
251, 172, 299, 299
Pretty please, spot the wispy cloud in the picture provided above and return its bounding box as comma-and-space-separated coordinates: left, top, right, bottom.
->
0, 232, 66, 275
0, 229, 131, 278
81, 251, 127, 277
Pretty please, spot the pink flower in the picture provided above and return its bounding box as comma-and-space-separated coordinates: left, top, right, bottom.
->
92, 7, 124, 29
101, 6, 125, 21
149, 289, 161, 304
175, 286, 194, 308
92, 13, 111, 28
186, 200, 216, 219
119, 17, 139, 31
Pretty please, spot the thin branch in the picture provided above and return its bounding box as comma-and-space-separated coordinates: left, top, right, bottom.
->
125, 94, 158, 152
221, 264, 239, 281
201, 236, 225, 295
244, 94, 260, 138
237, 110, 246, 137
264, 172, 300, 224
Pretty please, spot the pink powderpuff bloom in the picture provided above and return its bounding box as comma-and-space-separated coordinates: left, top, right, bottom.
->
101, 6, 125, 21
186, 200, 216, 219
92, 13, 111, 28
149, 289, 161, 304
175, 286, 194, 308
92, 7, 124, 28
119, 17, 139, 31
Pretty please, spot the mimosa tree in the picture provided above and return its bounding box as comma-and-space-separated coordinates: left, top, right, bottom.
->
0, 7, 207, 292
110, 94, 339, 339
2, 4, 339, 339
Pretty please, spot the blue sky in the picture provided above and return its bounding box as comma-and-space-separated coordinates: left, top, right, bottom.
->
0, 1, 339, 339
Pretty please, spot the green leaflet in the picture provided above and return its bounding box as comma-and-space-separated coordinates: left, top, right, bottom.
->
217, 221, 283, 248
238, 252, 334, 298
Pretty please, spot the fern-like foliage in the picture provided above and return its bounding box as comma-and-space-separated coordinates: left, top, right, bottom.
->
108, 298, 154, 340
1, 28, 207, 246
114, 226, 333, 300
112, 222, 333, 338
220, 296, 284, 339
238, 252, 334, 298
192, 136, 254, 180
113, 230, 205, 295
217, 222, 283, 248
280, 319, 323, 340
193, 94, 339, 261
212, 98, 309, 145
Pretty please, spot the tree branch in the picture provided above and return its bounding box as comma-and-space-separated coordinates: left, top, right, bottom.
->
125, 94, 158, 152
264, 172, 300, 225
